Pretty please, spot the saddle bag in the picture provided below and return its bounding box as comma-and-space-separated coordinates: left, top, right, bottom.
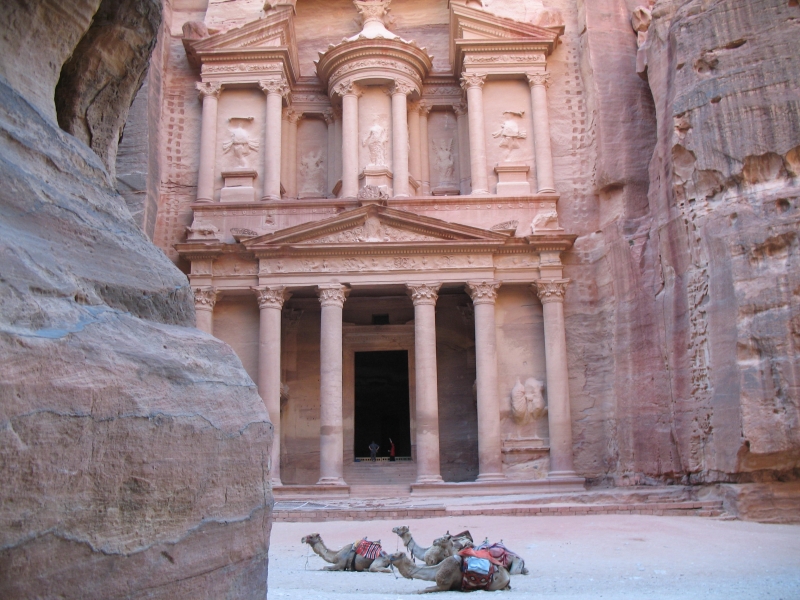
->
461, 556, 495, 591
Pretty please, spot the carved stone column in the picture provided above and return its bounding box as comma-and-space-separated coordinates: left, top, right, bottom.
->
335, 80, 361, 198
281, 108, 289, 196
317, 284, 349, 485
453, 101, 471, 195
466, 281, 505, 480
407, 283, 443, 484
527, 73, 556, 193
532, 279, 575, 477
254, 285, 290, 486
193, 287, 217, 335
391, 81, 414, 197
196, 82, 222, 203
285, 109, 303, 198
259, 77, 287, 201
323, 109, 336, 197
461, 73, 489, 195
408, 101, 421, 188
418, 101, 431, 195
333, 105, 343, 193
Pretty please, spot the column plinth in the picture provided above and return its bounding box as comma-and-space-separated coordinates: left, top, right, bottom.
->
527, 73, 556, 194
466, 281, 505, 481
335, 81, 361, 199
461, 73, 489, 195
259, 77, 288, 201
418, 102, 431, 195
193, 287, 217, 335
254, 286, 290, 486
407, 283, 443, 484
533, 279, 575, 478
317, 284, 349, 485
391, 81, 414, 198
196, 83, 222, 203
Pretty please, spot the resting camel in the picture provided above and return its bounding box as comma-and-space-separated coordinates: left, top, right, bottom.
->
388, 552, 511, 593
477, 538, 529, 575
392, 526, 460, 565
300, 533, 391, 572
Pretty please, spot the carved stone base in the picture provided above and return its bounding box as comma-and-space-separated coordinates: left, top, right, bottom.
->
494, 162, 531, 196
432, 183, 460, 196
359, 166, 393, 197
220, 169, 257, 203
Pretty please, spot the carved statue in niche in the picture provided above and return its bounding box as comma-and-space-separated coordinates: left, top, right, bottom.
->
222, 117, 259, 168
531, 207, 561, 232
433, 138, 456, 184
492, 111, 527, 161
299, 150, 324, 195
510, 377, 547, 424
363, 119, 388, 166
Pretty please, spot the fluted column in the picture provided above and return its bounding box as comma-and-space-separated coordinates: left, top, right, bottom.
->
334, 80, 361, 198
391, 81, 414, 197
461, 73, 489, 195
453, 101, 471, 195
285, 109, 302, 198
407, 283, 443, 484
466, 281, 504, 481
195, 82, 222, 203
532, 280, 575, 477
528, 72, 556, 193
418, 101, 431, 195
317, 284, 349, 485
408, 101, 421, 189
254, 286, 290, 486
323, 109, 336, 197
259, 77, 288, 201
193, 287, 217, 335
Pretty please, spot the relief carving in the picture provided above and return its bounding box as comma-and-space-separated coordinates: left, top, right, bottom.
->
357, 184, 389, 201
196, 81, 222, 99
491, 220, 518, 232
363, 119, 388, 166
193, 287, 218, 309
186, 224, 220, 241
299, 150, 325, 195
464, 54, 545, 64
432, 138, 456, 184
253, 285, 290, 309
257, 253, 489, 274
531, 207, 561, 232
492, 111, 527, 161
223, 117, 259, 168
460, 73, 487, 90
311, 216, 440, 244
510, 377, 548, 424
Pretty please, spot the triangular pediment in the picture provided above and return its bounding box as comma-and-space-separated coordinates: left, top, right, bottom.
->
244, 205, 509, 249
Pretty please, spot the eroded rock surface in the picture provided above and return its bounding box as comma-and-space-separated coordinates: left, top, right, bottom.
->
0, 0, 273, 597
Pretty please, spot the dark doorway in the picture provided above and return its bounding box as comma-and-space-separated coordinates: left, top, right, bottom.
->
354, 350, 411, 459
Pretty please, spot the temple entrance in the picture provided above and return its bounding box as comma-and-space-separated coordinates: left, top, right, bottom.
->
353, 350, 411, 459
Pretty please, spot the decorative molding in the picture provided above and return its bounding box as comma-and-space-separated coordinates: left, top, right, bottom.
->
460, 73, 487, 90
418, 100, 432, 116
391, 80, 417, 96
259, 253, 491, 274
253, 285, 290, 309
407, 282, 441, 306
201, 63, 282, 74
285, 109, 304, 124
196, 81, 222, 100
317, 284, 349, 308
332, 79, 361, 97
527, 72, 551, 88
330, 59, 421, 85
452, 101, 468, 117
465, 53, 545, 64
466, 280, 501, 305
193, 287, 218, 310
491, 220, 519, 231
258, 76, 288, 96
532, 279, 569, 304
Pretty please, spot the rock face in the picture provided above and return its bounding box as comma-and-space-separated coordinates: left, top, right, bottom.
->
0, 0, 273, 597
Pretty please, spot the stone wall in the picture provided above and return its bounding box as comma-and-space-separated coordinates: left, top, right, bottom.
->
0, 0, 274, 596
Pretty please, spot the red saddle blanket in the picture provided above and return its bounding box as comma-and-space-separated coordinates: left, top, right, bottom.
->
354, 539, 383, 560
458, 548, 502, 591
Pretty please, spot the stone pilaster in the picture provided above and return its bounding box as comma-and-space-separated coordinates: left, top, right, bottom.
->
391, 80, 415, 197
465, 280, 505, 480
285, 109, 303, 198
323, 109, 336, 197
461, 73, 489, 195
407, 283, 443, 483
195, 82, 222, 203
407, 101, 421, 187
193, 287, 217, 335
334, 80, 361, 199
418, 101, 431, 195
453, 101, 471, 195
259, 77, 288, 201
527, 72, 556, 193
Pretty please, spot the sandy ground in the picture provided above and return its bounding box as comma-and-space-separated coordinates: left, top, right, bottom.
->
268, 515, 800, 599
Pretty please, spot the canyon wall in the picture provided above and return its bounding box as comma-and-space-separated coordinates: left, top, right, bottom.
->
0, 0, 273, 597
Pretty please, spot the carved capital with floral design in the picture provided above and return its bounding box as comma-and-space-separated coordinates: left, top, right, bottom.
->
391, 80, 416, 97
259, 76, 288, 97
322, 109, 335, 125
333, 79, 361, 98
196, 81, 222, 100
353, 0, 391, 25
532, 279, 569, 304
466, 281, 501, 305
407, 282, 441, 306
418, 100, 432, 117
460, 73, 486, 90
317, 284, 349, 308
286, 109, 304, 124
452, 101, 468, 117
193, 287, 218, 310
253, 285, 291, 310
527, 72, 551, 88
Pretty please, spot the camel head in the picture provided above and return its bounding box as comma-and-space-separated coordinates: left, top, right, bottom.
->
301, 533, 321, 545
432, 533, 453, 547
392, 525, 409, 536
387, 551, 409, 564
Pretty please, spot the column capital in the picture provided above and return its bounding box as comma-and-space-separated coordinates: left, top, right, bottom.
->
418, 100, 432, 116
407, 100, 420, 113
466, 281, 501, 305
253, 285, 291, 309
259, 76, 289, 97
407, 282, 442, 306
317, 284, 349, 308
193, 287, 218, 310
286, 109, 304, 124
527, 72, 551, 88
391, 80, 417, 97
453, 101, 468, 117
460, 72, 487, 90
333, 79, 362, 98
322, 109, 335, 125
196, 81, 222, 100
532, 279, 570, 304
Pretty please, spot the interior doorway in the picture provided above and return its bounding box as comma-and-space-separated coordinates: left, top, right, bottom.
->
354, 350, 411, 459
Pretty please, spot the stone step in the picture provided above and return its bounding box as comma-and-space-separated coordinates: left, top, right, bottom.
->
349, 484, 412, 498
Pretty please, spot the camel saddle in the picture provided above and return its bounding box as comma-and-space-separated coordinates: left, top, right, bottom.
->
458, 548, 503, 591
474, 541, 517, 570
354, 538, 383, 560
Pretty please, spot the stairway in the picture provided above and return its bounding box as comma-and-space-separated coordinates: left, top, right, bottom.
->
344, 460, 416, 498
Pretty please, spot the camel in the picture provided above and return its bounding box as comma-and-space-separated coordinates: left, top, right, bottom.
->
476, 539, 529, 575
388, 552, 511, 594
300, 533, 391, 572
392, 526, 459, 565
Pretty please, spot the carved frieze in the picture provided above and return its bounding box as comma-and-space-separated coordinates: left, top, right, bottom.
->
259, 253, 491, 275
213, 256, 258, 276
330, 60, 421, 86
464, 54, 546, 65
201, 63, 282, 74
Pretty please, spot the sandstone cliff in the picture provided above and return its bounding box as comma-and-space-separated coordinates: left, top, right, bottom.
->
0, 0, 273, 597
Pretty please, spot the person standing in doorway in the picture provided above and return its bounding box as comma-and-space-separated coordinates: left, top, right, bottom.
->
389, 438, 396, 462
369, 440, 379, 461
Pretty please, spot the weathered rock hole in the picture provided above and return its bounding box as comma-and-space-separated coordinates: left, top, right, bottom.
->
723, 39, 747, 50
790, 0, 799, 7
785, 146, 800, 177
777, 198, 791, 212
742, 153, 786, 184
710, 96, 721, 104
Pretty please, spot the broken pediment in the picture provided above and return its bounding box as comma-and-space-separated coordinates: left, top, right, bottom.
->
244, 205, 509, 249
